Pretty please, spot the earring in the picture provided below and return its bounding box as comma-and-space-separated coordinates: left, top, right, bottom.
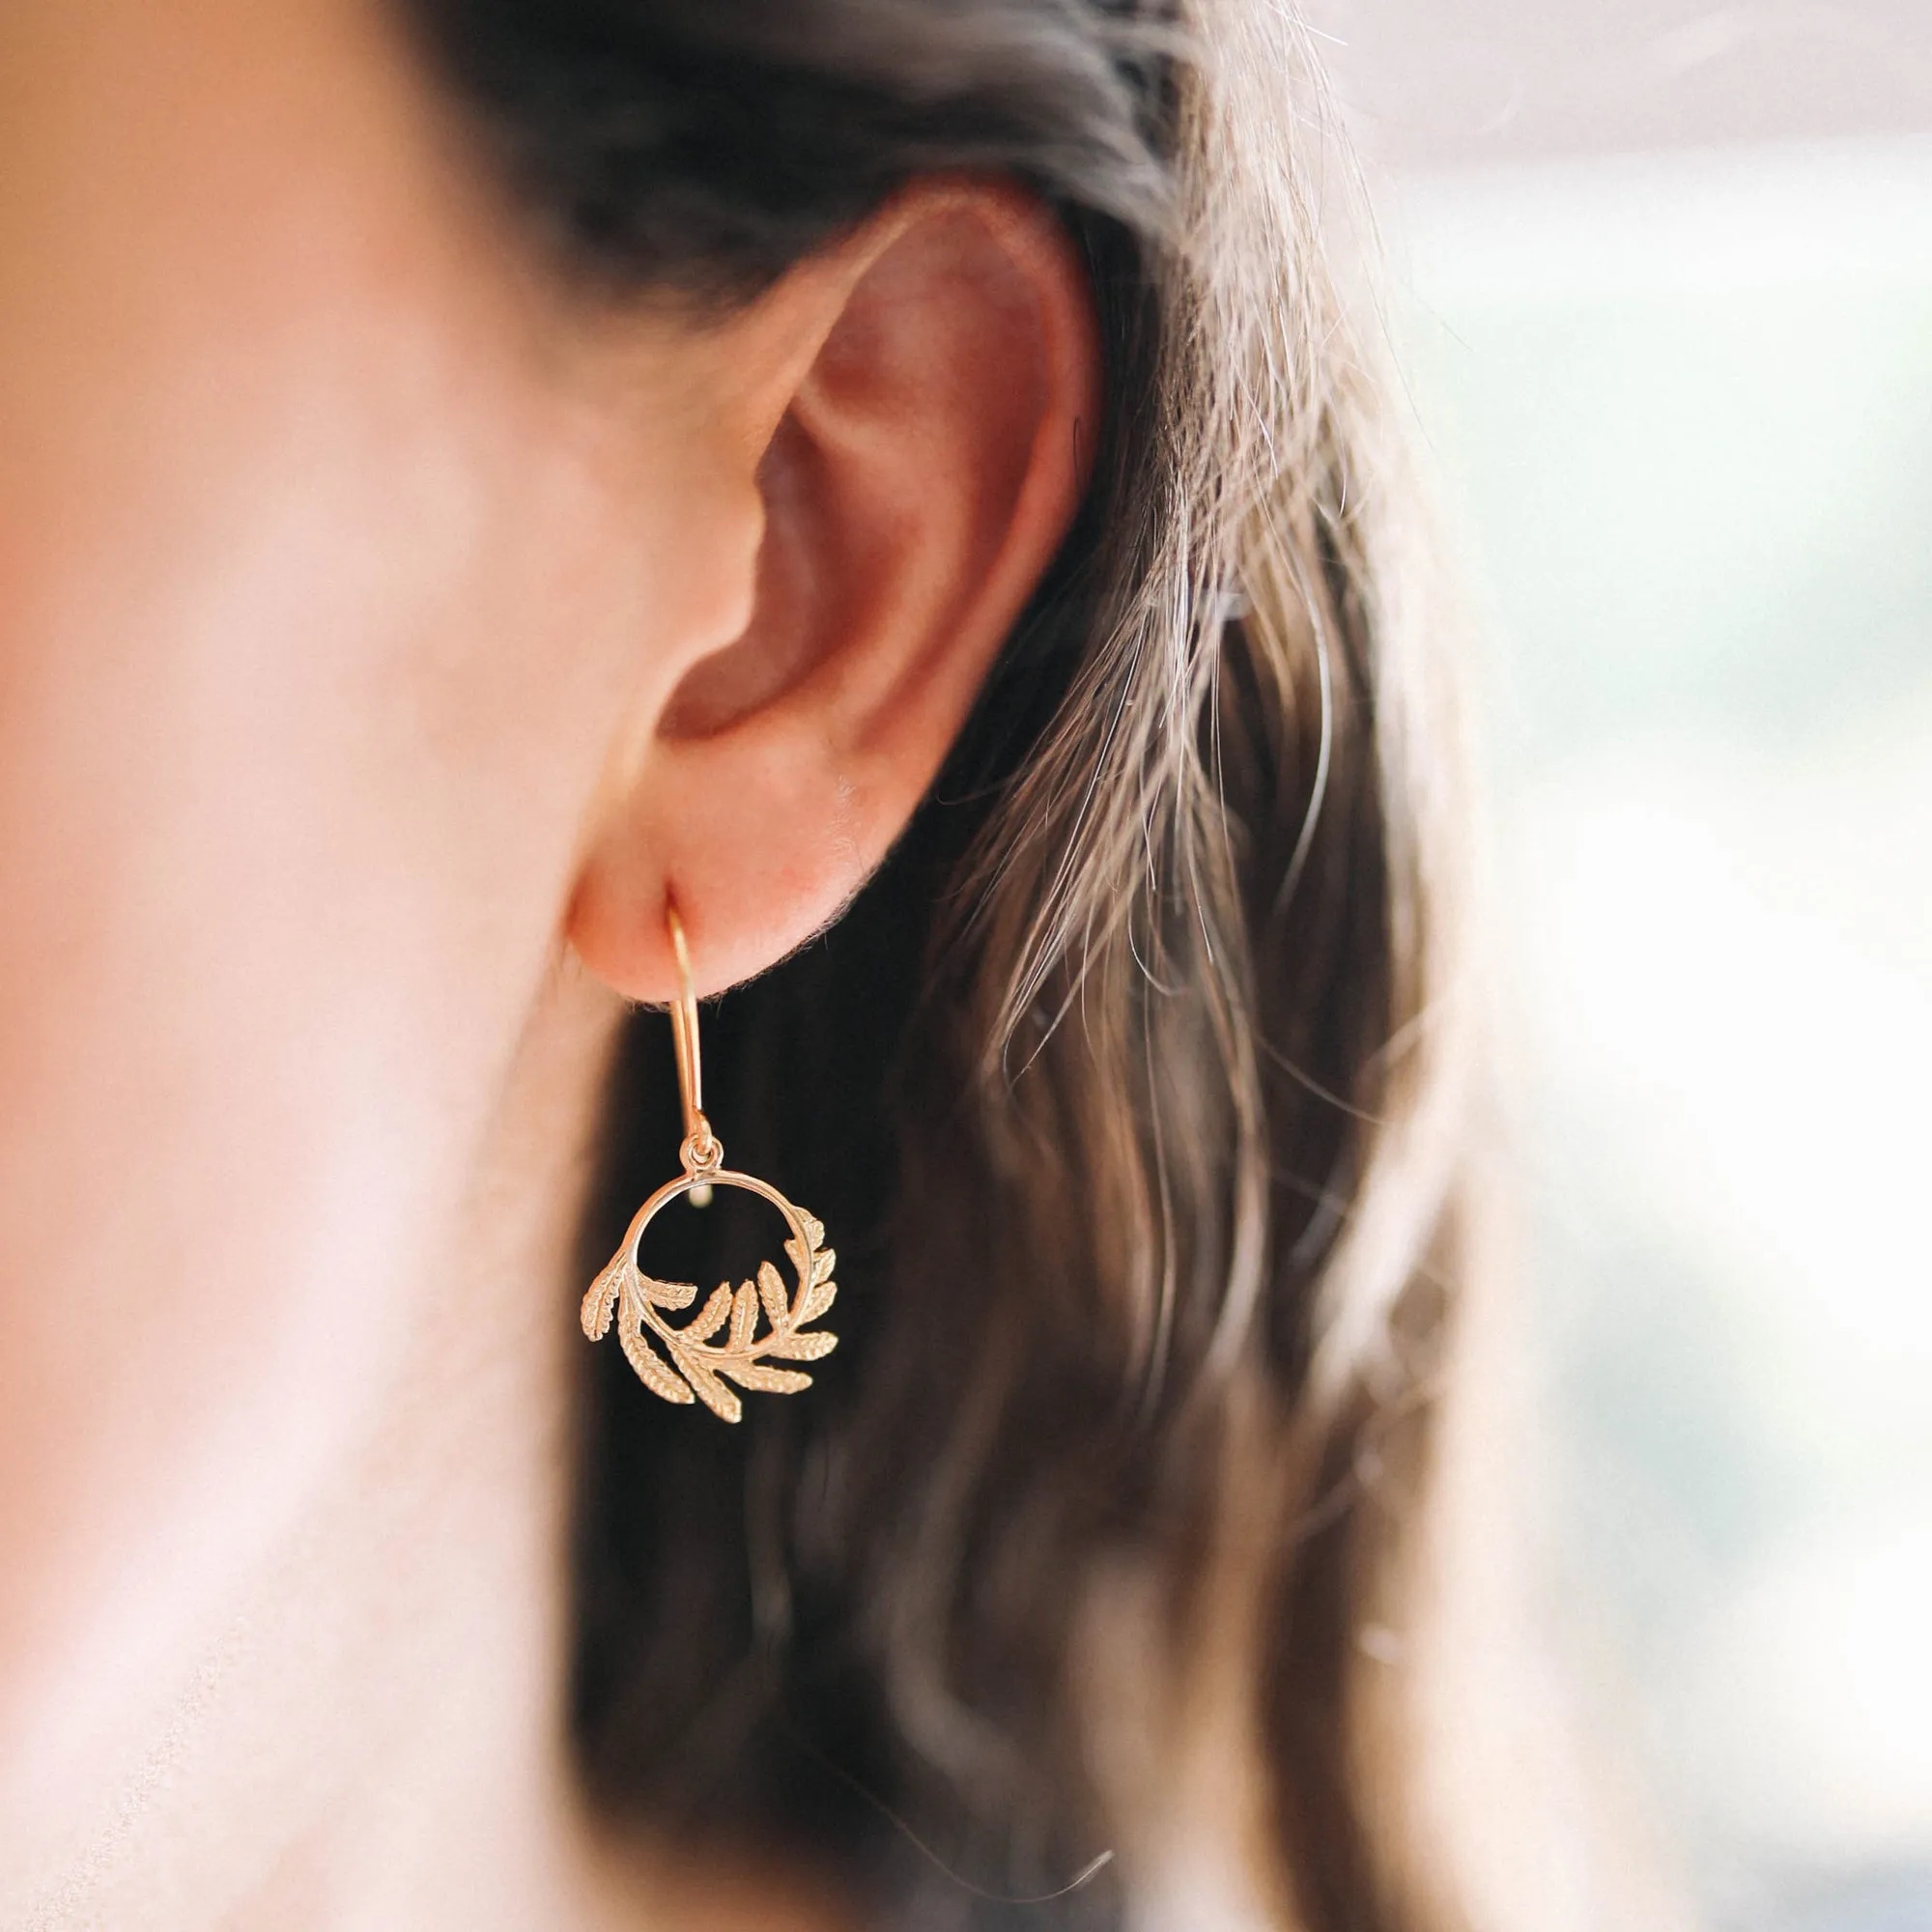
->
581, 902, 838, 1423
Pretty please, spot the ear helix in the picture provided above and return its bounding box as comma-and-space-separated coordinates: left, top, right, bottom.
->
578, 901, 838, 1423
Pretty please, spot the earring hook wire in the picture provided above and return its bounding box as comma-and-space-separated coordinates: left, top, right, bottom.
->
666, 901, 722, 1176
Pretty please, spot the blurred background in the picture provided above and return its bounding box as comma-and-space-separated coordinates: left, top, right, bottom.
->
1306, 5, 1932, 1928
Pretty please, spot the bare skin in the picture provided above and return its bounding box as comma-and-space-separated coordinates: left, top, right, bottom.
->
0, 0, 1097, 1923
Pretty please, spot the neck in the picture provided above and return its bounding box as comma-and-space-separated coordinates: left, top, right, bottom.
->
23, 963, 652, 1930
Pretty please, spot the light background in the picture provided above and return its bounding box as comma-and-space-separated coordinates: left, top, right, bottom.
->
1304, 8, 1932, 1929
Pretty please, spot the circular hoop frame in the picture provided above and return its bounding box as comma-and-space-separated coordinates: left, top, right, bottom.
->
619, 1164, 807, 1274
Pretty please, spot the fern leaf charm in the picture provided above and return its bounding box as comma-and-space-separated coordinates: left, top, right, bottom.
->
581, 1166, 838, 1424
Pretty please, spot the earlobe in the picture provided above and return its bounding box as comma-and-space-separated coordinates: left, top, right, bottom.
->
567, 181, 1099, 1003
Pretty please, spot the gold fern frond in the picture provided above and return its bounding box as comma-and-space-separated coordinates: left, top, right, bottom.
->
756, 1260, 789, 1328
589, 1182, 838, 1422
689, 1285, 734, 1344
582, 1256, 627, 1341
617, 1291, 694, 1405
672, 1348, 741, 1422
720, 1362, 813, 1394
761, 1330, 838, 1362
729, 1282, 758, 1350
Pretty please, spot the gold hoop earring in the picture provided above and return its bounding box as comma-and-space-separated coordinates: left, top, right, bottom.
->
581, 903, 838, 1422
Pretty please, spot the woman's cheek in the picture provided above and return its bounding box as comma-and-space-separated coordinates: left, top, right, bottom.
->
0, 0, 680, 1847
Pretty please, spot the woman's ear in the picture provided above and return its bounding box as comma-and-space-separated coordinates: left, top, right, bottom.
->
565, 180, 1099, 1000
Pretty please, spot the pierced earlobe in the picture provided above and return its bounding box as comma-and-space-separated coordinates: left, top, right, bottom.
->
579, 902, 838, 1423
